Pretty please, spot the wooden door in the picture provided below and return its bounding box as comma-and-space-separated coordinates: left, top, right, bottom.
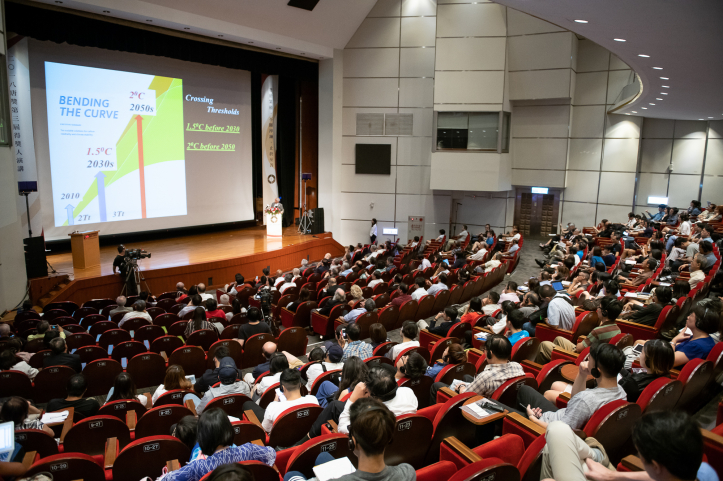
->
514, 188, 560, 237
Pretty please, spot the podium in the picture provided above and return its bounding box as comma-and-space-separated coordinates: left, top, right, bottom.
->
266, 214, 282, 238
68, 231, 101, 269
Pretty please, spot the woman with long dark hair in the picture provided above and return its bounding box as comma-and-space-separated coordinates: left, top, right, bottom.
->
185, 306, 219, 338
106, 372, 149, 407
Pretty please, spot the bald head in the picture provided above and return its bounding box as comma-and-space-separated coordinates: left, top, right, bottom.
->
176, 282, 185, 290
262, 342, 277, 357
197, 283, 206, 293
0, 323, 10, 337
116, 296, 127, 307
333, 288, 346, 302
324, 253, 332, 260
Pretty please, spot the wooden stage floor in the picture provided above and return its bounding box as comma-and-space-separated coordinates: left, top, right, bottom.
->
48, 225, 319, 280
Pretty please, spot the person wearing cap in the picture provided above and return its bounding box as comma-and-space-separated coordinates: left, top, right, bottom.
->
645, 204, 667, 223
305, 344, 344, 391
194, 346, 242, 394
185, 357, 250, 414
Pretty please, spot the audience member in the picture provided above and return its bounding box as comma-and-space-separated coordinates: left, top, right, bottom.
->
391, 283, 412, 307
46, 373, 100, 419
426, 343, 466, 379
417, 306, 459, 336
152, 364, 195, 403
341, 323, 374, 361
44, 337, 82, 373
388, 321, 419, 360
185, 306, 220, 338
106, 372, 150, 407
369, 323, 388, 350
250, 352, 289, 399
0, 349, 37, 380
0, 396, 54, 435
109, 296, 132, 317
186, 358, 250, 414
305, 345, 344, 391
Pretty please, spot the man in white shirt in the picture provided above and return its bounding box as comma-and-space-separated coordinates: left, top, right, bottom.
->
305, 344, 344, 391
499, 281, 521, 303
388, 321, 420, 361
225, 274, 245, 296
338, 365, 417, 434
367, 246, 385, 262
421, 256, 432, 270
119, 300, 153, 327
197, 283, 213, 302
367, 271, 383, 289
274, 269, 285, 287
689, 255, 707, 289
546, 289, 576, 330
410, 277, 427, 301
425, 273, 449, 296
279, 274, 296, 294
242, 369, 319, 434
482, 291, 501, 315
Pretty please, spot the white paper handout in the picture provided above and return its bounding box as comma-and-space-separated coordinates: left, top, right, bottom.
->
313, 457, 356, 481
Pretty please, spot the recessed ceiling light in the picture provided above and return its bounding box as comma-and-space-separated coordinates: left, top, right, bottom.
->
638, 54, 650, 58
660, 92, 668, 95
574, 19, 588, 23
699, 119, 704, 120
660, 77, 669, 80
652, 67, 663, 70
656, 98, 663, 100
642, 107, 648, 109
649, 103, 655, 105
614, 38, 626, 42
708, 117, 714, 119
662, 85, 670, 88
625, 113, 631, 115
632, 111, 638, 113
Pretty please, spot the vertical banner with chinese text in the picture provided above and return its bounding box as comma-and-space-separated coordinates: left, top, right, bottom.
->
261, 74, 279, 225
8, 38, 38, 187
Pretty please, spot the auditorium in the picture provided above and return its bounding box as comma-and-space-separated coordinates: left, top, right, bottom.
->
0, 1, 721, 480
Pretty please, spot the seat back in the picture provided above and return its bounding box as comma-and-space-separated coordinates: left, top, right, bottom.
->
169, 320, 190, 337
207, 339, 244, 369
432, 289, 452, 315
112, 436, 190, 481
185, 329, 219, 351
583, 400, 641, 465
377, 304, 399, 332
511, 338, 540, 363
398, 376, 434, 409
292, 301, 317, 329
153, 313, 181, 329
636, 378, 682, 414
150, 335, 185, 356
535, 360, 572, 393
276, 326, 309, 356
64, 415, 131, 455
28, 350, 52, 370
168, 345, 207, 377
128, 352, 167, 389
88, 320, 117, 337
98, 399, 147, 420
372, 341, 397, 358
111, 340, 148, 364
354, 312, 379, 340
429, 337, 459, 365
14, 429, 59, 458
25, 453, 106, 481
416, 295, 436, 320
707, 341, 723, 375
119, 317, 151, 333
427, 392, 478, 463
66, 332, 95, 350
267, 404, 324, 447
231, 421, 267, 446
99, 329, 132, 351
395, 346, 431, 366
450, 458, 520, 481
154, 389, 196, 407
385, 414, 434, 469
518, 432, 547, 481
134, 324, 166, 346
80, 314, 107, 330
241, 332, 275, 369
436, 362, 477, 385
135, 405, 194, 439
310, 370, 342, 396
571, 311, 599, 342
676, 359, 715, 411
396, 299, 419, 329
33, 365, 76, 403
0, 370, 33, 399
364, 356, 394, 369
491, 374, 538, 407
83, 359, 124, 396
284, 434, 356, 478
205, 393, 254, 418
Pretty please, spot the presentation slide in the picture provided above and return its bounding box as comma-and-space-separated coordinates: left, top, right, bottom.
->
45, 63, 187, 227
29, 40, 254, 241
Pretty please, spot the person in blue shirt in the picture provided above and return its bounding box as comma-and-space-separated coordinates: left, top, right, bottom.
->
669, 304, 719, 367
645, 204, 667, 222
590, 246, 606, 270
485, 230, 496, 246
689, 200, 702, 216
505, 309, 529, 347
601, 245, 616, 266
425, 343, 466, 379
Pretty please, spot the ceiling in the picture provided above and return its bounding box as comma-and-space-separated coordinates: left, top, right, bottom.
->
495, 0, 723, 120
28, 0, 378, 59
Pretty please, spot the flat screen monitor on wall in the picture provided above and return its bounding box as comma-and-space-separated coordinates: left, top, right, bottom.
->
355, 144, 391, 175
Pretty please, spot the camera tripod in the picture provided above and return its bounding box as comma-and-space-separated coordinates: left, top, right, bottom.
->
120, 260, 150, 296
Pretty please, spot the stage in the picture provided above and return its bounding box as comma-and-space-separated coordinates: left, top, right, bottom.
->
35, 225, 343, 306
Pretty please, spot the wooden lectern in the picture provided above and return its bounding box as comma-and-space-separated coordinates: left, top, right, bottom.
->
68, 231, 101, 269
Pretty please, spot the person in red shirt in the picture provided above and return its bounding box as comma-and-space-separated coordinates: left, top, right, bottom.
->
391, 283, 412, 307
205, 298, 226, 321
460, 297, 485, 323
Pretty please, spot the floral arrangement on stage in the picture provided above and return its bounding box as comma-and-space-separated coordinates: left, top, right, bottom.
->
264, 205, 282, 223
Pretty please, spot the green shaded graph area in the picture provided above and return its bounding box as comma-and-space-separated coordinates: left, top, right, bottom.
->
63, 76, 185, 225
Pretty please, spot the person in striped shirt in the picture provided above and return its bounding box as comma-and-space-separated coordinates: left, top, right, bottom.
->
535, 298, 623, 364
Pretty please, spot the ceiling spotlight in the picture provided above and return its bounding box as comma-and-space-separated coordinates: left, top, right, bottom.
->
652, 67, 663, 70
614, 38, 626, 42
625, 113, 631, 115
656, 98, 663, 100
632, 111, 637, 113
660, 77, 669, 80
642, 107, 648, 109
574, 19, 588, 23
649, 103, 655, 105
638, 54, 650, 58
660, 92, 668, 95
709, 117, 714, 119
662, 85, 670, 88
699, 119, 704, 120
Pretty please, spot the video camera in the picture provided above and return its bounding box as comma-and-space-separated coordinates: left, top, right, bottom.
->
125, 248, 151, 260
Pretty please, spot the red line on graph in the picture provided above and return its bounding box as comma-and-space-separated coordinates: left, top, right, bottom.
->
135, 114, 147, 219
